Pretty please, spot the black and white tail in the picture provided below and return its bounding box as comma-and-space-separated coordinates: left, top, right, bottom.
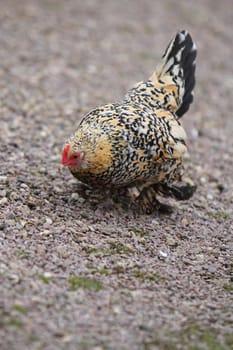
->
152, 30, 197, 118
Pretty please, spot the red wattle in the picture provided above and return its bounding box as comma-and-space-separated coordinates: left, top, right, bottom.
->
61, 144, 70, 165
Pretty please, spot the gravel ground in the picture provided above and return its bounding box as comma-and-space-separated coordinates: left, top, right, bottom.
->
0, 0, 233, 349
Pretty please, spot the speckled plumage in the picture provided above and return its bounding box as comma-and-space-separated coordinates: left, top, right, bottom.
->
62, 30, 197, 213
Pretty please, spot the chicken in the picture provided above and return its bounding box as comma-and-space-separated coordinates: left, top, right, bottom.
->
61, 30, 197, 214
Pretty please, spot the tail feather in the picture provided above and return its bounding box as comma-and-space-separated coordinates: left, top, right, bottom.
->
152, 30, 197, 118
154, 183, 197, 200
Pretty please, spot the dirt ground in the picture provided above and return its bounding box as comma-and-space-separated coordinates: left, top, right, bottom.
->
0, 0, 232, 349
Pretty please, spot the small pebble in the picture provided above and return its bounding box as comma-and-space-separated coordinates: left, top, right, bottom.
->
20, 183, 29, 189
7, 213, 15, 219
20, 230, 28, 238
0, 190, 7, 197
61, 335, 74, 343
21, 205, 31, 215
151, 219, 159, 225
207, 193, 214, 200
112, 305, 121, 314
31, 296, 43, 304
124, 243, 134, 252
181, 217, 189, 226
40, 230, 51, 236
68, 178, 78, 185
159, 250, 168, 258
57, 246, 69, 258
200, 177, 207, 184
9, 191, 20, 200
43, 271, 53, 278
54, 186, 63, 194
0, 197, 8, 205
0, 222, 7, 230
45, 217, 53, 225
71, 193, 80, 201
0, 176, 8, 183
190, 128, 199, 139
166, 237, 178, 247
8, 274, 20, 284
38, 167, 47, 174
20, 220, 27, 227
205, 265, 217, 273
78, 197, 85, 204
17, 177, 28, 183
217, 183, 227, 193
75, 231, 86, 237
196, 254, 205, 261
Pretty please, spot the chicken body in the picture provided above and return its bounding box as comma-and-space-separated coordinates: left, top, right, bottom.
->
62, 30, 197, 213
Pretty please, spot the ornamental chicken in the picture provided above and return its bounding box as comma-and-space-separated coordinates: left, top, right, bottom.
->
61, 30, 197, 213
